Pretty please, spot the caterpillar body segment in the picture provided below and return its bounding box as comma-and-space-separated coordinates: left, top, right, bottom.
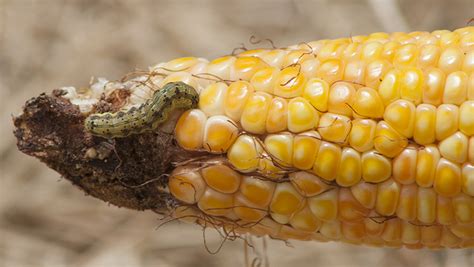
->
84, 81, 199, 138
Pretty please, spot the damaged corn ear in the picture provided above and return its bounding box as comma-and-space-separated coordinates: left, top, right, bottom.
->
80, 27, 474, 248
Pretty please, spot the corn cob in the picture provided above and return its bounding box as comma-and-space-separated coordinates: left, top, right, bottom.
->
75, 27, 474, 248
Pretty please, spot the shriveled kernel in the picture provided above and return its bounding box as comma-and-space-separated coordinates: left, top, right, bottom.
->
393, 147, 418, 184
198, 187, 233, 216
379, 69, 401, 105
328, 82, 356, 117
439, 131, 468, 163
440, 227, 462, 248
250, 67, 279, 94
417, 187, 437, 223
313, 142, 342, 181
396, 183, 417, 221
384, 99, 416, 138
317, 113, 351, 143
436, 104, 459, 140
413, 104, 437, 145
400, 67, 424, 104
436, 195, 456, 225
319, 221, 342, 240
203, 115, 238, 153
290, 204, 321, 232
303, 78, 329, 112
364, 60, 392, 89
421, 226, 442, 246
423, 68, 445, 106
227, 135, 262, 172
233, 56, 269, 81
338, 188, 369, 222
264, 133, 294, 167
459, 101, 474, 136
292, 131, 322, 170
233, 193, 267, 221
418, 45, 441, 68
308, 189, 339, 221
351, 181, 377, 209
336, 148, 362, 187
240, 92, 272, 134
169, 167, 206, 204
438, 47, 464, 74
274, 66, 306, 98
206, 56, 236, 80
266, 97, 288, 133
462, 164, 474, 196
201, 165, 241, 194
416, 145, 441, 187
342, 222, 366, 242
449, 224, 474, 240
224, 81, 254, 121
361, 150, 392, 183
375, 179, 401, 216
270, 182, 304, 218
401, 221, 421, 245
352, 87, 385, 118
199, 82, 228, 116
443, 71, 468, 105
349, 119, 376, 152
316, 59, 344, 85
175, 109, 207, 150
381, 218, 401, 243
240, 176, 275, 207
287, 97, 319, 133
290, 171, 330, 197
434, 158, 462, 197
452, 194, 473, 223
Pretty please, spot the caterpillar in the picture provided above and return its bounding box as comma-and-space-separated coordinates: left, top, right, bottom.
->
84, 81, 199, 138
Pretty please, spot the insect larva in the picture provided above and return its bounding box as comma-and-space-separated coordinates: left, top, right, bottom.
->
84, 82, 199, 138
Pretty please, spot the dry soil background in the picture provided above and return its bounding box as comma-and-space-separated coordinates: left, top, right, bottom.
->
1, 0, 473, 266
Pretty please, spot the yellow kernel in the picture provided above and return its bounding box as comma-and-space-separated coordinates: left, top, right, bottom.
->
206, 56, 236, 81
361, 150, 392, 183
379, 69, 401, 105
384, 99, 416, 138
270, 182, 304, 217
374, 121, 408, 158
343, 60, 365, 84
169, 167, 206, 204
292, 131, 322, 170
175, 109, 207, 150
418, 44, 440, 68
201, 165, 241, 194
308, 189, 339, 222
250, 66, 279, 94
422, 68, 445, 106
328, 82, 356, 116
434, 158, 462, 197
459, 101, 474, 136
392, 147, 418, 184
198, 187, 233, 216
266, 97, 288, 133
413, 104, 437, 145
290, 205, 321, 232
203, 115, 238, 153
290, 171, 330, 197
364, 59, 392, 89
264, 133, 294, 167
415, 145, 441, 187
240, 92, 272, 134
317, 113, 351, 143
316, 59, 344, 85
224, 81, 254, 121
336, 148, 362, 187
438, 47, 464, 74
443, 71, 468, 105
439, 131, 468, 164
396, 183, 418, 221
351, 181, 377, 209
227, 135, 262, 172
338, 188, 369, 222
436, 104, 459, 141
233, 56, 269, 81
393, 44, 418, 66
400, 67, 424, 104
376, 178, 401, 216
352, 87, 385, 118
313, 142, 342, 181
198, 82, 228, 116
349, 119, 376, 152
287, 97, 319, 133
274, 65, 306, 98
462, 164, 474, 196
303, 78, 329, 112
437, 195, 455, 225
240, 176, 275, 207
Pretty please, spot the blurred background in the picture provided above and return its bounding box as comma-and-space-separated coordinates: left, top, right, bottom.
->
1, 0, 473, 266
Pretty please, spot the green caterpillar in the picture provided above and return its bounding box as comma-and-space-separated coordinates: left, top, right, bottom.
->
84, 82, 199, 138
